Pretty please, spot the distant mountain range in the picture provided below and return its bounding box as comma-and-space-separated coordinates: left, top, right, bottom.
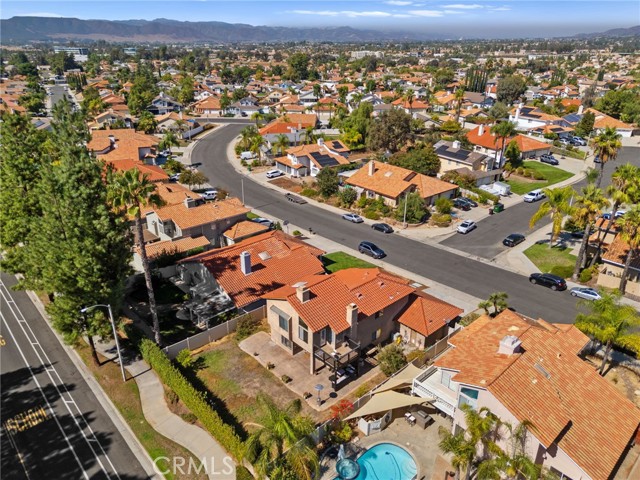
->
0, 16, 638, 44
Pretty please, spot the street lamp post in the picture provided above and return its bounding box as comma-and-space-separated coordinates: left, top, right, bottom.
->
81, 304, 127, 382
402, 191, 409, 229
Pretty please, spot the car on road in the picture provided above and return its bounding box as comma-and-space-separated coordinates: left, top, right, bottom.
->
189, 162, 203, 169
358, 241, 386, 259
202, 189, 218, 200
252, 217, 274, 228
502, 233, 526, 247
456, 220, 477, 234
529, 272, 567, 291
343, 213, 364, 223
266, 169, 284, 179
602, 210, 625, 220
453, 198, 471, 211
372, 223, 394, 233
523, 189, 546, 203
540, 154, 559, 165
570, 287, 602, 301
285, 192, 307, 204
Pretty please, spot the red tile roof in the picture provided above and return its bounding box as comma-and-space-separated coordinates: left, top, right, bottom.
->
223, 220, 270, 240
435, 310, 640, 480
153, 197, 248, 230
137, 235, 211, 259
467, 126, 550, 153
396, 292, 463, 338
181, 231, 325, 308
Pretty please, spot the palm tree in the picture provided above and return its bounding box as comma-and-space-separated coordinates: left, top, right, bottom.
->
274, 134, 290, 156
616, 206, 640, 294
245, 394, 318, 480
240, 125, 258, 151
250, 135, 266, 164
478, 299, 492, 316
251, 111, 264, 128
312, 83, 322, 101
159, 131, 179, 155
301, 126, 316, 145
591, 126, 622, 187
404, 90, 416, 114
490, 121, 517, 168
529, 186, 575, 248
575, 290, 640, 374
488, 292, 508, 315
350, 92, 363, 110
108, 168, 164, 344
454, 88, 465, 124
571, 184, 609, 280
438, 428, 476, 480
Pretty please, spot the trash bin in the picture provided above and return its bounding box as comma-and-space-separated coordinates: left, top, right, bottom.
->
493, 203, 505, 213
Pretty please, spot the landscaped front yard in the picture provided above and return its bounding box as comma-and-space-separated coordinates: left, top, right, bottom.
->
322, 251, 376, 273
524, 243, 577, 277
506, 161, 574, 195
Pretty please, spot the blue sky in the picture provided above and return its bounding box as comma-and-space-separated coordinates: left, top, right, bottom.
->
2, 1, 638, 38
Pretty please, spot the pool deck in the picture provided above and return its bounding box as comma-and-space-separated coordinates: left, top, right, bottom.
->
319, 410, 452, 480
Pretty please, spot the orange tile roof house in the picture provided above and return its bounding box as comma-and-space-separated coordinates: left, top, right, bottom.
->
177, 231, 325, 311
466, 124, 551, 163
412, 310, 640, 480
88, 128, 159, 163
273, 139, 351, 178
263, 268, 462, 377
597, 233, 640, 297
346, 160, 458, 207
144, 197, 249, 247
258, 113, 318, 145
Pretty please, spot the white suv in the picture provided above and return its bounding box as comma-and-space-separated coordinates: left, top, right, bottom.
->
202, 190, 218, 201
266, 169, 284, 179
523, 189, 545, 203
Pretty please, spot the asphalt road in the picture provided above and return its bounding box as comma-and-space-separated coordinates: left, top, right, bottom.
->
192, 124, 586, 324
0, 272, 149, 480
47, 85, 69, 111
442, 146, 640, 259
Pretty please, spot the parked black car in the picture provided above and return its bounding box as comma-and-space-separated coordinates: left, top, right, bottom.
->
358, 241, 386, 259
529, 273, 567, 291
460, 197, 478, 208
372, 223, 394, 234
502, 233, 526, 247
453, 198, 471, 211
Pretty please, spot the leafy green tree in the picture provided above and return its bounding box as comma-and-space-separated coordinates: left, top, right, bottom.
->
571, 185, 609, 280
435, 197, 452, 214
395, 192, 428, 224
127, 64, 158, 116
378, 343, 407, 376
108, 168, 164, 345
591, 126, 622, 187
617, 206, 640, 294
595, 89, 640, 124
178, 75, 194, 105
504, 140, 522, 168
137, 111, 157, 134
315, 168, 339, 198
179, 170, 209, 190
575, 291, 640, 374
245, 394, 318, 480
574, 111, 595, 138
9, 52, 38, 77
338, 187, 357, 207
340, 102, 373, 145
286, 53, 310, 81
529, 186, 575, 248
49, 51, 78, 76
159, 131, 179, 154
488, 102, 510, 121
496, 75, 526, 104
367, 109, 412, 153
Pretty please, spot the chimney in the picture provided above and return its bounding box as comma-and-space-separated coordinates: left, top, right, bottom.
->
346, 303, 358, 338
183, 196, 196, 209
578, 105, 584, 115
108, 134, 116, 147
240, 251, 251, 276
498, 335, 522, 356
296, 284, 310, 303
514, 107, 521, 122
298, 123, 302, 130
478, 124, 484, 136
368, 160, 375, 176
452, 140, 461, 150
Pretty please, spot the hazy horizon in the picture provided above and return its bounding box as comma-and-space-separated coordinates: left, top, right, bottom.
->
2, 1, 639, 39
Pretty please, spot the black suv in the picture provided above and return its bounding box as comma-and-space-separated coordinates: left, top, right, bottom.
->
453, 198, 471, 211
358, 241, 386, 259
529, 273, 567, 291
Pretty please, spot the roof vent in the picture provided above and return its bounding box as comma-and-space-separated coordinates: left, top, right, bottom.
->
498, 335, 522, 356
258, 251, 271, 261
292, 281, 307, 288
534, 362, 551, 380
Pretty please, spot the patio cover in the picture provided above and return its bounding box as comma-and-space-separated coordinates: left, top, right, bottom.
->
372, 364, 425, 394
345, 391, 434, 420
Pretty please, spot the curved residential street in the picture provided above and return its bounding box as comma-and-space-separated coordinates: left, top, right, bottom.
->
190, 123, 598, 324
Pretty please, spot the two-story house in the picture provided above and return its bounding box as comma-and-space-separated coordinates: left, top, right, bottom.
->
258, 113, 318, 147
147, 92, 182, 115
273, 139, 351, 178
412, 310, 640, 480
466, 124, 551, 164
88, 128, 159, 164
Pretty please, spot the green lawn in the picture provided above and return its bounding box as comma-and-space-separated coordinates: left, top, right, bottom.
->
524, 243, 577, 278
506, 161, 574, 195
246, 212, 260, 220
322, 251, 376, 273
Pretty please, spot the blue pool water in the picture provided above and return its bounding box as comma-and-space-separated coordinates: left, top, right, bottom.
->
352, 443, 417, 480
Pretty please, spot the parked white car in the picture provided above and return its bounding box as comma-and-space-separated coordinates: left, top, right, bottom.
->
523, 189, 546, 203
266, 169, 284, 179
456, 220, 477, 234
570, 287, 602, 301
202, 190, 218, 201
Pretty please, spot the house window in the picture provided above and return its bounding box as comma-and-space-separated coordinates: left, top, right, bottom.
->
325, 327, 333, 344
278, 315, 289, 331
280, 335, 291, 348
549, 468, 573, 480
458, 386, 479, 410
298, 318, 309, 343
441, 370, 454, 390
375, 309, 383, 319
371, 328, 382, 341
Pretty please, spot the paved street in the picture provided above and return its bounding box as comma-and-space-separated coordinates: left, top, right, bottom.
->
0, 272, 149, 480
442, 146, 640, 259
191, 124, 587, 324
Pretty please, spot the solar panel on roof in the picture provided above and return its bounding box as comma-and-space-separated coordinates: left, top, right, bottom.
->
310, 152, 339, 167
564, 114, 581, 123
331, 141, 343, 149
436, 145, 471, 162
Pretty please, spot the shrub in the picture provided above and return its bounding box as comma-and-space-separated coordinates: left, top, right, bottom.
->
236, 315, 260, 341
139, 339, 243, 459
292, 230, 301, 237
166, 389, 179, 405
363, 208, 381, 220
435, 197, 453, 215
459, 312, 481, 327
338, 187, 357, 207
240, 159, 247, 167
181, 412, 197, 424
430, 213, 452, 227
328, 422, 353, 444
353, 384, 371, 399
579, 268, 593, 283
550, 265, 574, 278
378, 343, 407, 376
300, 187, 318, 198
516, 166, 524, 175
356, 196, 370, 209
533, 171, 546, 180
405, 350, 424, 362
236, 466, 255, 480
267, 362, 276, 370
250, 159, 260, 168
176, 349, 194, 369
281, 374, 292, 383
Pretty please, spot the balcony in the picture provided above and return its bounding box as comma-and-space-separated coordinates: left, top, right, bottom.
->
412, 367, 457, 417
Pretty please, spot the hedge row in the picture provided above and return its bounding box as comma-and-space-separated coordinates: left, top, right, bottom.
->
139, 339, 244, 460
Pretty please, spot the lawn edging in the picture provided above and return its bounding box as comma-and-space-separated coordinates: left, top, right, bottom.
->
140, 339, 245, 461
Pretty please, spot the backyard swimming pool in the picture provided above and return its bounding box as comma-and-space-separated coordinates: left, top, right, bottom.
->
352, 443, 417, 480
